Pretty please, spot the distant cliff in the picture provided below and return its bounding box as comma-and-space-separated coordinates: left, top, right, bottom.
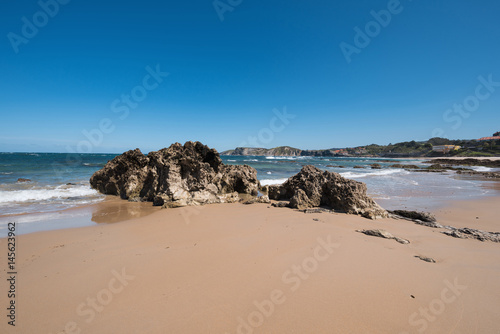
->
221, 146, 345, 157
221, 146, 302, 156
220, 136, 500, 157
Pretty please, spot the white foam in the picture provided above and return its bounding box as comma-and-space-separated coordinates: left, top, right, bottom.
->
260, 178, 288, 186
341, 169, 407, 179
265, 156, 303, 160
471, 166, 493, 172
0, 185, 100, 203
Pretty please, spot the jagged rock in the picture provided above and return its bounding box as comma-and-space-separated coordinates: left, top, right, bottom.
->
356, 229, 410, 244
289, 189, 314, 210
390, 164, 420, 169
426, 164, 446, 170
456, 170, 500, 179
90, 141, 260, 208
268, 165, 387, 219
302, 208, 333, 214
425, 158, 500, 168
415, 255, 436, 263
241, 196, 270, 205
391, 210, 436, 223
17, 178, 31, 182
353, 165, 365, 169
414, 221, 443, 228
442, 228, 500, 243
370, 163, 382, 169
271, 201, 290, 208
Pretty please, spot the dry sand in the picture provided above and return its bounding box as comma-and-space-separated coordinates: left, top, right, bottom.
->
1, 197, 499, 333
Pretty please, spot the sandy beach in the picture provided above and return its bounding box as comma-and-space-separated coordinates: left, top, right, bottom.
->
1, 195, 499, 334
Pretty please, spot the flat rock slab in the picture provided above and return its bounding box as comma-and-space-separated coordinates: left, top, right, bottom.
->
356, 229, 410, 244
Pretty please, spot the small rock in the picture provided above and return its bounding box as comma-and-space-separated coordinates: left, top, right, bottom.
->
241, 196, 271, 205
271, 201, 289, 208
391, 210, 436, 223
17, 178, 31, 182
356, 229, 410, 244
415, 255, 436, 263
442, 228, 500, 243
303, 208, 332, 214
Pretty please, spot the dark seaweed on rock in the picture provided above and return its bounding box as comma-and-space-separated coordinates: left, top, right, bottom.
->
268, 165, 388, 219
90, 141, 260, 208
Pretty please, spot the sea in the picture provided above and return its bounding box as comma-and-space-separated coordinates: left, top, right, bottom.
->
1, 152, 498, 235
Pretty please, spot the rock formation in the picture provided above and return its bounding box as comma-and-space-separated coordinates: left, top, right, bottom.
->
267, 165, 388, 219
356, 229, 410, 244
390, 210, 436, 223
415, 255, 436, 263
17, 178, 31, 182
442, 228, 500, 243
90, 141, 260, 208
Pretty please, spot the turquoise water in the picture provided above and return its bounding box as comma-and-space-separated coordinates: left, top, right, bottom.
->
0, 152, 498, 234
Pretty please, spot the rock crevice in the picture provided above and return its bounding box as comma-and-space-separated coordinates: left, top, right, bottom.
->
267, 165, 388, 219
90, 141, 260, 207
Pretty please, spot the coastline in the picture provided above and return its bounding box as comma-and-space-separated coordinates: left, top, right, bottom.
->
1, 195, 499, 333
0, 196, 160, 237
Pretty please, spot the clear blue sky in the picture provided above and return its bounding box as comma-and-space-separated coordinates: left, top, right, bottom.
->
1, 0, 499, 153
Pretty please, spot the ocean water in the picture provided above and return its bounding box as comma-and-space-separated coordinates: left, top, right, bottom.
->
0, 152, 113, 216
0, 153, 498, 234
222, 155, 499, 210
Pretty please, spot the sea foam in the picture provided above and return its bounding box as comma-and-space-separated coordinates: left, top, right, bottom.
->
341, 168, 408, 179
260, 178, 288, 186
0, 185, 100, 203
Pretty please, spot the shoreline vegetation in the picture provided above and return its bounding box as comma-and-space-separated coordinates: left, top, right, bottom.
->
221, 135, 500, 158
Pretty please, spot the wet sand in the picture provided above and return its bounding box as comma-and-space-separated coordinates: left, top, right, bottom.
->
1, 196, 499, 333
0, 196, 160, 237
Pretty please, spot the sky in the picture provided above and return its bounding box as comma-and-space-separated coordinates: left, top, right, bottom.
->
1, 0, 499, 153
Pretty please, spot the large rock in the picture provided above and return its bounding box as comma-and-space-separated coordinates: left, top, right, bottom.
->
268, 165, 388, 219
90, 141, 260, 207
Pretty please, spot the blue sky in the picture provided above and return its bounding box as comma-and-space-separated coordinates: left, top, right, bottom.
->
1, 0, 499, 153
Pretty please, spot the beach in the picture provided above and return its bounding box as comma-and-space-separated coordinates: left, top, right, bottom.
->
1, 195, 499, 333
2, 153, 499, 237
